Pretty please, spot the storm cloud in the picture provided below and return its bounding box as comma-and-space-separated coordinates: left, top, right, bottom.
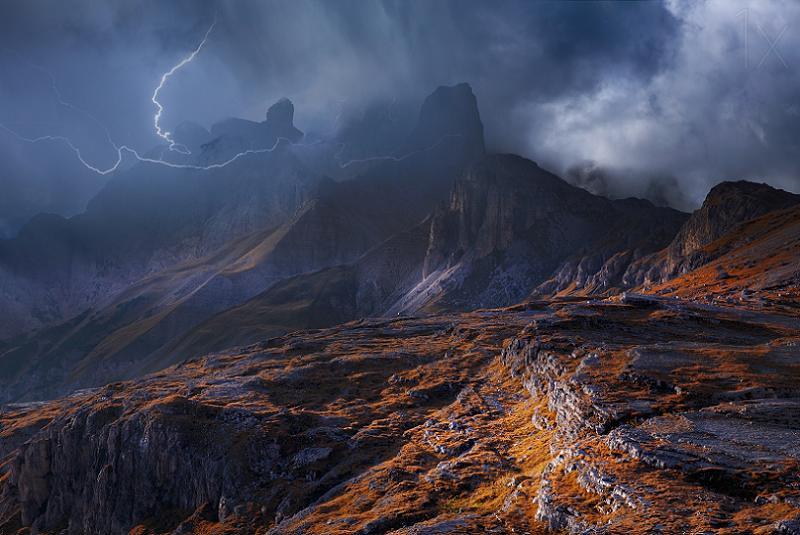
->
0, 0, 798, 230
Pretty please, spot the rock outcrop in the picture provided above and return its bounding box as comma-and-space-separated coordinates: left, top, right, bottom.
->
406, 82, 485, 161
206, 98, 304, 159
265, 98, 303, 142
399, 154, 685, 312
2, 290, 799, 534
623, 181, 800, 287
498, 295, 800, 533
670, 181, 800, 258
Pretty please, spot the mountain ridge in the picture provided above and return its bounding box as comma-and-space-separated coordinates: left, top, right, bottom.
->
1, 84, 797, 410
0, 83, 487, 403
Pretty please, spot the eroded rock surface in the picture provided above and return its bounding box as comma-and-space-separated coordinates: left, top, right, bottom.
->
1, 293, 798, 534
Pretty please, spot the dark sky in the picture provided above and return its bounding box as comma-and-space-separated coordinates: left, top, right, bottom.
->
0, 0, 798, 222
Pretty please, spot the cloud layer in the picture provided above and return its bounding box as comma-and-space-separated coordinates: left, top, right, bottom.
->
0, 0, 798, 223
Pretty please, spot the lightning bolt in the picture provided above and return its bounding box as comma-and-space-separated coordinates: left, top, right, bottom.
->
151, 19, 217, 155
2, 51, 122, 158
0, 23, 463, 179
23, 59, 107, 132
0, 122, 299, 173
0, 124, 125, 175
0, 19, 241, 175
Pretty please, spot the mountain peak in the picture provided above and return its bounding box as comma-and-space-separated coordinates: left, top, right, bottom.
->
265, 97, 303, 142
410, 82, 485, 157
704, 180, 800, 206
207, 98, 304, 148
266, 97, 294, 127
669, 180, 800, 258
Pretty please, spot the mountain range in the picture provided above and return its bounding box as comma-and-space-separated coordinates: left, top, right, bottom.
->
1, 82, 800, 534
1, 83, 799, 406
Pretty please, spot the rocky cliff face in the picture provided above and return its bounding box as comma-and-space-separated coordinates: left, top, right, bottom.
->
398, 154, 685, 312
637, 202, 800, 311
406, 82, 485, 160
623, 181, 800, 287
163, 154, 688, 348
533, 196, 688, 296
670, 181, 800, 258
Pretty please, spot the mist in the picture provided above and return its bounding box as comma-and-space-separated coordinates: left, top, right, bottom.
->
1, 0, 799, 234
